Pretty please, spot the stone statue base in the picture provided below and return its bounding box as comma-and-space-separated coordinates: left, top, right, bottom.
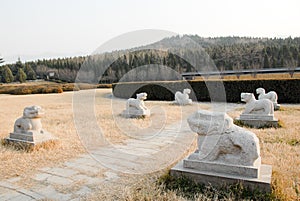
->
5, 131, 56, 145
122, 108, 151, 118
171, 159, 272, 193
185, 152, 261, 178
274, 103, 281, 111
122, 92, 151, 118
239, 114, 275, 121
236, 116, 278, 128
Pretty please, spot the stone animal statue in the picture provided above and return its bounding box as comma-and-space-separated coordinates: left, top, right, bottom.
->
126, 92, 148, 111
14, 105, 44, 134
187, 110, 261, 166
256, 88, 278, 103
174, 88, 192, 105
123, 92, 150, 118
241, 93, 274, 115
256, 87, 280, 110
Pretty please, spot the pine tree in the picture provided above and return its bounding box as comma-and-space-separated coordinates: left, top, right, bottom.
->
0, 57, 4, 64
263, 54, 270, 68
24, 64, 36, 80
16, 68, 27, 83
15, 57, 23, 68
1, 66, 14, 83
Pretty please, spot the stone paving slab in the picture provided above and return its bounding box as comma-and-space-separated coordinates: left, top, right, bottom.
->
70, 156, 101, 167
36, 185, 72, 201
8, 193, 34, 201
69, 163, 101, 175
91, 147, 149, 161
17, 188, 45, 200
34, 172, 52, 181
46, 175, 74, 185
75, 186, 91, 196
0, 191, 23, 201
72, 174, 104, 186
45, 167, 79, 177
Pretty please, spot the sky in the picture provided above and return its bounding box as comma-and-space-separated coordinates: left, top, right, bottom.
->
1, 0, 300, 63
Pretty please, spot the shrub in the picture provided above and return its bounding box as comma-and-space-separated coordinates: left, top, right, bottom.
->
16, 68, 27, 83
112, 81, 195, 101
11, 87, 32, 95
112, 79, 300, 103
97, 84, 112, 88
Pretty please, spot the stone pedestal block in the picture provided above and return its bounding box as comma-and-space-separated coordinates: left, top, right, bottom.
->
6, 131, 55, 145
236, 117, 278, 128
5, 105, 57, 147
171, 160, 272, 193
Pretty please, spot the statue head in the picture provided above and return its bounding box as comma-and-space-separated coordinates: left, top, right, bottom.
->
241, 93, 255, 103
187, 110, 233, 136
136, 92, 147, 101
256, 87, 265, 94
183, 88, 191, 94
23, 105, 44, 119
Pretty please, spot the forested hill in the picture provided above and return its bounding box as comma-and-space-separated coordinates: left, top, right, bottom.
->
1, 36, 300, 83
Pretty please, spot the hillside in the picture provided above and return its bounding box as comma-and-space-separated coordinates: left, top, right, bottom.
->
1, 36, 300, 83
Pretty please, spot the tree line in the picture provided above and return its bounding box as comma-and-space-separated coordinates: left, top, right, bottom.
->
1, 36, 300, 83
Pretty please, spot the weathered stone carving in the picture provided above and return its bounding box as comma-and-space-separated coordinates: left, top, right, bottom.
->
237, 93, 278, 128
6, 106, 55, 145
256, 87, 280, 110
14, 106, 44, 134
173, 89, 192, 105
241, 93, 274, 116
122, 92, 150, 118
170, 110, 272, 192
187, 110, 261, 167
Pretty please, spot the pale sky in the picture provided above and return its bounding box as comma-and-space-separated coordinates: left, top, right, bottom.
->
1, 0, 300, 63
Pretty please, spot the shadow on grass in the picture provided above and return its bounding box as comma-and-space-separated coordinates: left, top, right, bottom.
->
1, 138, 59, 152
157, 171, 277, 201
233, 119, 284, 129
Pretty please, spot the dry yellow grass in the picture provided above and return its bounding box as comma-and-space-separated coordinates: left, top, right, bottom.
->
85, 104, 300, 201
228, 106, 300, 200
0, 89, 200, 178
0, 89, 299, 200
0, 91, 84, 180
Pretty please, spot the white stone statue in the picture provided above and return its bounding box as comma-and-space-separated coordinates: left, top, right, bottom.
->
237, 93, 278, 127
173, 88, 192, 105
122, 92, 150, 118
256, 87, 280, 110
187, 110, 261, 167
7, 105, 55, 144
14, 106, 45, 134
241, 93, 274, 117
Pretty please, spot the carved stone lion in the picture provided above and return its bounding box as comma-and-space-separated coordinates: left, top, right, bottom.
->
122, 92, 150, 118
256, 87, 280, 110
173, 88, 192, 105
187, 110, 261, 166
241, 93, 274, 115
14, 105, 44, 134
256, 88, 278, 103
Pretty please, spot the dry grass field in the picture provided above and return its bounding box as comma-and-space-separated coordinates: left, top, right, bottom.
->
0, 87, 299, 200
228, 107, 300, 200
0, 89, 200, 178
0, 81, 112, 95
85, 103, 300, 201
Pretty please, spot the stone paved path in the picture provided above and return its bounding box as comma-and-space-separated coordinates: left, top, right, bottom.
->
0, 120, 195, 201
